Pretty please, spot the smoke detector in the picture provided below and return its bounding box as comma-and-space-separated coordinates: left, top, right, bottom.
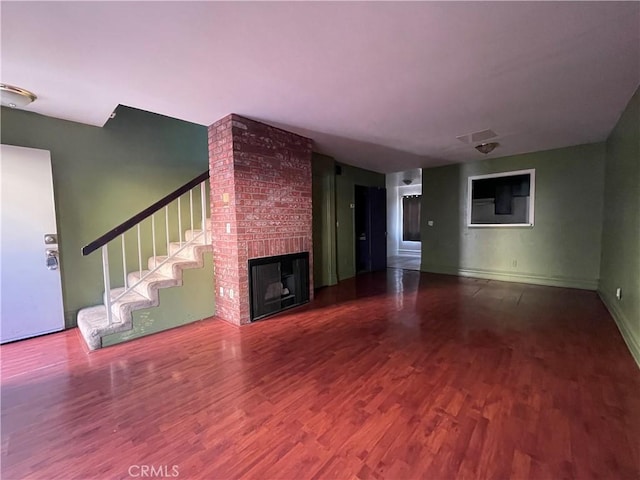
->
1, 83, 37, 108
475, 142, 499, 154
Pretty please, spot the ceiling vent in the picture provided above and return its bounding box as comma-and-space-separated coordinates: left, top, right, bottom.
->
456, 128, 497, 145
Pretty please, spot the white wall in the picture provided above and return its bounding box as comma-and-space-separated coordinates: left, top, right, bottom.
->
386, 169, 422, 257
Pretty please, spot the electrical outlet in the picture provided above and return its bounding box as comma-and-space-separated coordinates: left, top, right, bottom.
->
350, 203, 355, 209
427, 220, 434, 227
512, 260, 518, 268
229, 289, 234, 299
226, 223, 231, 234
616, 288, 622, 300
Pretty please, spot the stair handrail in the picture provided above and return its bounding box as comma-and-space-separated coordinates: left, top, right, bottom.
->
81, 169, 210, 327
82, 170, 209, 256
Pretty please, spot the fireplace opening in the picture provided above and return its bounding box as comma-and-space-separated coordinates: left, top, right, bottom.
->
249, 252, 310, 321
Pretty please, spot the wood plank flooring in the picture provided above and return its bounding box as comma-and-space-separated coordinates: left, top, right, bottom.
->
387, 255, 421, 271
2, 270, 639, 479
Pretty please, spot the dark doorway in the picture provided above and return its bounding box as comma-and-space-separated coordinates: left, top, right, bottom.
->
402, 195, 421, 241
355, 185, 387, 273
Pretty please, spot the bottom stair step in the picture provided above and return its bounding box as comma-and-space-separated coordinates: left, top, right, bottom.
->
77, 305, 131, 350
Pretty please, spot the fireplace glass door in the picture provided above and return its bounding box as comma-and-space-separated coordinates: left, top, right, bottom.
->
249, 252, 309, 321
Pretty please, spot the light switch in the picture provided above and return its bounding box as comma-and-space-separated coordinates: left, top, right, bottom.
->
428, 220, 434, 227
226, 223, 231, 234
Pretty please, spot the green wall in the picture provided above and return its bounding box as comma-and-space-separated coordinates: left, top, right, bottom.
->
599, 87, 640, 366
311, 156, 385, 285
1, 105, 210, 327
102, 253, 214, 347
335, 163, 385, 281
421, 143, 606, 289
312, 153, 337, 288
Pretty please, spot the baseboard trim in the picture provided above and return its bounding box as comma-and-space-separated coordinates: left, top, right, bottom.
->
420, 264, 599, 290
397, 249, 421, 257
598, 290, 640, 369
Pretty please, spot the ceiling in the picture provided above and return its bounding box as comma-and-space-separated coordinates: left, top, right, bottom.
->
2, 2, 639, 173
387, 169, 423, 188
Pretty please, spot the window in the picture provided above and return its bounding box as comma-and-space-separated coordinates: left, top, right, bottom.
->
468, 169, 535, 227
402, 195, 421, 241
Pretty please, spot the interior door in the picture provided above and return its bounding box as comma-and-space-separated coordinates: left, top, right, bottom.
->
1, 144, 65, 343
355, 185, 387, 273
368, 186, 387, 271
354, 185, 370, 273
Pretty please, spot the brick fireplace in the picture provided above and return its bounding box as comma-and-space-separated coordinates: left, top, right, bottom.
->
208, 114, 313, 325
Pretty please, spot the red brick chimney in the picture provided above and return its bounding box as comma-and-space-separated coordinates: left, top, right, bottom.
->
208, 114, 314, 325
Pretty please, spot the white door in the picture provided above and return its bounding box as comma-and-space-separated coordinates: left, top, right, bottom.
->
1, 144, 65, 343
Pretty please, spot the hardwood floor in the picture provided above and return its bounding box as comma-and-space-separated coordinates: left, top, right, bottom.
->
2, 270, 639, 479
387, 255, 421, 271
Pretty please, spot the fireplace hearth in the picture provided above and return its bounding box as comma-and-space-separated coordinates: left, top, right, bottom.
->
249, 252, 309, 321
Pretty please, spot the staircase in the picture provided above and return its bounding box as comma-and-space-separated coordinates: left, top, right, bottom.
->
77, 171, 212, 350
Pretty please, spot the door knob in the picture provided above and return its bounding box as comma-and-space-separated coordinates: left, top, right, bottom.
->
46, 249, 59, 270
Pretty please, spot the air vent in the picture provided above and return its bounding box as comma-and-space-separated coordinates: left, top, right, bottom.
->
456, 129, 497, 145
